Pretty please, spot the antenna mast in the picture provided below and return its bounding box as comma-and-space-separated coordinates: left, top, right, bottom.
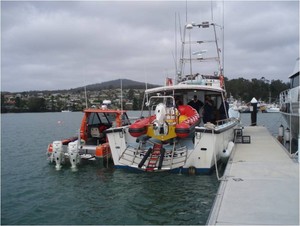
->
84, 85, 88, 108
174, 12, 178, 81
211, 0, 214, 21
185, 0, 188, 23
120, 79, 123, 111
222, 0, 225, 76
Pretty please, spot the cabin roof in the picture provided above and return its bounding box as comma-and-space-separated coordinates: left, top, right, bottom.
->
145, 83, 224, 94
83, 108, 126, 114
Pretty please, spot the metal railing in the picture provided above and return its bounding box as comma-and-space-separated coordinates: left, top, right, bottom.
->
118, 140, 188, 171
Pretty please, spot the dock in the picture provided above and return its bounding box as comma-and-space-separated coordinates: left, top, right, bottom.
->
207, 126, 299, 225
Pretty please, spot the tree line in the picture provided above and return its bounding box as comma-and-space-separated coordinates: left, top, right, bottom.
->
224, 77, 289, 103
1, 77, 289, 113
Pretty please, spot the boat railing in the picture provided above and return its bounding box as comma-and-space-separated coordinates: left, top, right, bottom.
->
165, 108, 178, 125
119, 140, 188, 170
119, 138, 164, 165
279, 89, 292, 113
215, 118, 236, 127
178, 74, 222, 88
118, 144, 136, 161
279, 89, 290, 104
167, 146, 188, 169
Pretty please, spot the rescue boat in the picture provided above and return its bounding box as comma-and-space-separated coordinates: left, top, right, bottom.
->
175, 105, 200, 138
128, 115, 156, 137
129, 104, 200, 139
47, 105, 131, 170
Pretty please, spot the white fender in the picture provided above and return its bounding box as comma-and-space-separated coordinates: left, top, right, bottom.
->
284, 128, 290, 142
68, 141, 79, 169
52, 141, 63, 170
220, 141, 234, 159
278, 125, 284, 137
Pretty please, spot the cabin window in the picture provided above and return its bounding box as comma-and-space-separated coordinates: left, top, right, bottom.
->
291, 73, 299, 89
87, 113, 111, 126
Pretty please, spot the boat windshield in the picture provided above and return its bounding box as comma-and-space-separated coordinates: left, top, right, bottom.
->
87, 112, 111, 126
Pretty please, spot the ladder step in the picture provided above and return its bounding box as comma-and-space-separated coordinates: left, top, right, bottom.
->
149, 158, 158, 161
145, 143, 163, 171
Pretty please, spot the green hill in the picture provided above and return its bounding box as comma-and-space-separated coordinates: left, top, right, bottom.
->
72, 79, 159, 91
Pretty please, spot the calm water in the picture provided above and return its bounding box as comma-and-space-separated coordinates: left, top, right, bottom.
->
1, 111, 287, 225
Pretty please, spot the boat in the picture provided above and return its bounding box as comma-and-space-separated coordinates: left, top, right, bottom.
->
279, 57, 300, 152
265, 104, 280, 113
239, 100, 266, 113
238, 105, 251, 113
47, 106, 131, 170
105, 21, 241, 174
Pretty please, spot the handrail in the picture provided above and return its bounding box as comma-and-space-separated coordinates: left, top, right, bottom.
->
119, 140, 188, 171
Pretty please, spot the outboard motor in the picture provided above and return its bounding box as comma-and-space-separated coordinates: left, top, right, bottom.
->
52, 141, 64, 170
153, 103, 168, 135
155, 103, 167, 125
68, 141, 80, 169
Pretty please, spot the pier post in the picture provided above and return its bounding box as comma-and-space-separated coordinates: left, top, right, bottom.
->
250, 97, 257, 126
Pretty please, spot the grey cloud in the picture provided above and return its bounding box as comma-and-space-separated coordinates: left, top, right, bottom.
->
1, 1, 299, 92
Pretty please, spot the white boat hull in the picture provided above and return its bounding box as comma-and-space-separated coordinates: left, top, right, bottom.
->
266, 107, 280, 113
106, 119, 239, 174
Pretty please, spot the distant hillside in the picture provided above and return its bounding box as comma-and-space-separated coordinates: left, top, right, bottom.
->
4, 79, 159, 94
70, 79, 159, 92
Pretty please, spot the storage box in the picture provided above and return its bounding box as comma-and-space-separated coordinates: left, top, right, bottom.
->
242, 136, 251, 144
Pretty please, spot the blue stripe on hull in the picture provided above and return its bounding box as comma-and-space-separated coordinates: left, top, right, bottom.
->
113, 165, 214, 175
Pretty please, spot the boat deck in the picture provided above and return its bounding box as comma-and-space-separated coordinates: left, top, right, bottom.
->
207, 126, 299, 225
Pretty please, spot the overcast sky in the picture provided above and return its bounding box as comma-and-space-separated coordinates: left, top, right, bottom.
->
1, 0, 299, 92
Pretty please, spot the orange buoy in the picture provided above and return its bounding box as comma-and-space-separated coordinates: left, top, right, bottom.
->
95, 143, 110, 157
